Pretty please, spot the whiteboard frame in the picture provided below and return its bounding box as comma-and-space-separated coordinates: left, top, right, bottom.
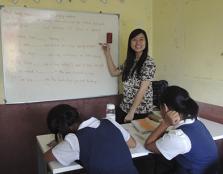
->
0, 6, 120, 104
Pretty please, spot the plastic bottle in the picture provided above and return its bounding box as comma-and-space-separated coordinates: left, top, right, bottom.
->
106, 103, 116, 121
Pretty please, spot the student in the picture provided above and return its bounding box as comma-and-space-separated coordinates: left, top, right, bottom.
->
101, 28, 156, 124
145, 86, 218, 174
44, 104, 138, 174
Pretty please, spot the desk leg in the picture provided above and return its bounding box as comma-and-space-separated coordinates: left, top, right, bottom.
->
37, 144, 48, 174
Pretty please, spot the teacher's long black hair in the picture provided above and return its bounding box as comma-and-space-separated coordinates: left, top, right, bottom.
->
122, 28, 149, 82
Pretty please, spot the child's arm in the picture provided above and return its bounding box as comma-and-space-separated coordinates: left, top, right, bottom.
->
44, 138, 58, 162
126, 135, 136, 148
44, 148, 57, 162
144, 111, 180, 153
43, 134, 80, 166
44, 134, 62, 162
144, 121, 169, 153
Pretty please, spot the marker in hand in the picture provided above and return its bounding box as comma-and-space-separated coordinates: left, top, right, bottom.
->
106, 32, 112, 43
99, 32, 112, 50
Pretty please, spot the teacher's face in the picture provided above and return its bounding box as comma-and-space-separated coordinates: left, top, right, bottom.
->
130, 33, 146, 55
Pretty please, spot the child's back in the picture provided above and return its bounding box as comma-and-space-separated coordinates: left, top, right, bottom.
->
175, 119, 218, 174
76, 119, 138, 174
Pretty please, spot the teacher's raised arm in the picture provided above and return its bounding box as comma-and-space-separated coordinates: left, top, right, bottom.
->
100, 43, 122, 76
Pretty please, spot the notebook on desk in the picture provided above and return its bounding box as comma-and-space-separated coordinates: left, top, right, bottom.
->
149, 111, 163, 122
131, 118, 159, 134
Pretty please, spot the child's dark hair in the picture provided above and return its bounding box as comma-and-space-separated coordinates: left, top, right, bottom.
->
122, 28, 149, 81
159, 86, 199, 120
47, 104, 80, 139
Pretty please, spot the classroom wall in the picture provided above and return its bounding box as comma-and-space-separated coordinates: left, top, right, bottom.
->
0, 0, 153, 103
0, 1, 223, 174
0, 1, 153, 174
1, 1, 223, 106
153, 0, 223, 106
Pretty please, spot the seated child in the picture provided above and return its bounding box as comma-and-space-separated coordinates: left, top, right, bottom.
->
145, 86, 218, 174
44, 104, 138, 174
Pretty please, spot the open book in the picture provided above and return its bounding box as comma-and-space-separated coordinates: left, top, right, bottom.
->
149, 111, 163, 122
131, 117, 159, 134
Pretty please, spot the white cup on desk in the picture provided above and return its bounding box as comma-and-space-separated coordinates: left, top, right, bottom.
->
106, 103, 116, 121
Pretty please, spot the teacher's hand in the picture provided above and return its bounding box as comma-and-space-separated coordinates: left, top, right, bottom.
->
124, 112, 134, 123
99, 43, 110, 55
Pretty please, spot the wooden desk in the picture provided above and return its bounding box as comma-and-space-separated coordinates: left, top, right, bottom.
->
36, 124, 150, 174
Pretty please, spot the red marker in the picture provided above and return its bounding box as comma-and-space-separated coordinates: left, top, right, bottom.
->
106, 32, 112, 43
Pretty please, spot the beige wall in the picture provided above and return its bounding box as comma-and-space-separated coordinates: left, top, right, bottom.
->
0, 0, 153, 103
153, 0, 223, 106
1, 0, 222, 106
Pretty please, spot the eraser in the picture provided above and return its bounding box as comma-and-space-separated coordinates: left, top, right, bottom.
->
106, 32, 112, 43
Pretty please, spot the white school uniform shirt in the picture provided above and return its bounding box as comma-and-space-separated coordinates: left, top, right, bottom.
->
155, 118, 195, 160
52, 117, 131, 166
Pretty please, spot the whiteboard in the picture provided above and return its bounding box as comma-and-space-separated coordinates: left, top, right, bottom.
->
0, 7, 119, 104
